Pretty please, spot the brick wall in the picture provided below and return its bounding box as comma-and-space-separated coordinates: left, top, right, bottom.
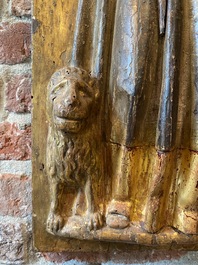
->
0, 1, 198, 264
0, 0, 32, 264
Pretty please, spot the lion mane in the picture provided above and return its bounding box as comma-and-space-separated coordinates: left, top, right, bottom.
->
46, 66, 102, 187
45, 67, 104, 234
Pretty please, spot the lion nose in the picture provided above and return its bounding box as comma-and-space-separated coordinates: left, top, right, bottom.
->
64, 89, 78, 107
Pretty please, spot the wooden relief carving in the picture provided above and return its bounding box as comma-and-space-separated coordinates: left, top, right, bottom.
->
46, 67, 104, 234
33, 0, 198, 250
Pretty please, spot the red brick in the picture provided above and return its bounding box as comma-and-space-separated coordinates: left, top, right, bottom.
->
12, 0, 31, 17
0, 23, 31, 64
0, 122, 31, 160
0, 174, 31, 217
5, 74, 31, 113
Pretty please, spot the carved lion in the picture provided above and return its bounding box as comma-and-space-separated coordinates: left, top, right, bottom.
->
46, 67, 104, 234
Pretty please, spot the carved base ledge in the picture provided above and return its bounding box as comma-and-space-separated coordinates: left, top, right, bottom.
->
47, 216, 198, 248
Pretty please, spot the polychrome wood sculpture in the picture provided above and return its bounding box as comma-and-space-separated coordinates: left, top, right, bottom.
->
33, 0, 198, 250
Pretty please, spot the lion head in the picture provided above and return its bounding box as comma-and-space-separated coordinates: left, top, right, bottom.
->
47, 67, 99, 133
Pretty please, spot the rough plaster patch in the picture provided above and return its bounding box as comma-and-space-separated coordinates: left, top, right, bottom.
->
27, 253, 198, 265
31, 259, 90, 265
6, 112, 31, 129
0, 160, 31, 176
0, 64, 31, 75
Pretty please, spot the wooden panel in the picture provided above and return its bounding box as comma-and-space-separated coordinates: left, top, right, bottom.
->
32, 0, 198, 251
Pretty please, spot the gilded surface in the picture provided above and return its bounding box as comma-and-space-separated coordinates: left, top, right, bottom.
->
33, 0, 198, 251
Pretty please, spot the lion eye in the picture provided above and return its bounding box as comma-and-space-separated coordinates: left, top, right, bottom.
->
51, 83, 65, 95
59, 84, 65, 89
51, 96, 57, 101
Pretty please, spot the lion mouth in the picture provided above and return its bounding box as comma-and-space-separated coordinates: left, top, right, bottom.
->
56, 116, 83, 122
54, 116, 84, 133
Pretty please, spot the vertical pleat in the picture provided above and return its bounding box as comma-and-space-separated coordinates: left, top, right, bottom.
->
109, 0, 153, 147
156, 0, 181, 151
70, 0, 108, 78
158, 0, 167, 35
190, 0, 198, 151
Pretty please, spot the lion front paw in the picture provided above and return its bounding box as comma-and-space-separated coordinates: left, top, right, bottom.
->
46, 212, 64, 234
85, 212, 104, 231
